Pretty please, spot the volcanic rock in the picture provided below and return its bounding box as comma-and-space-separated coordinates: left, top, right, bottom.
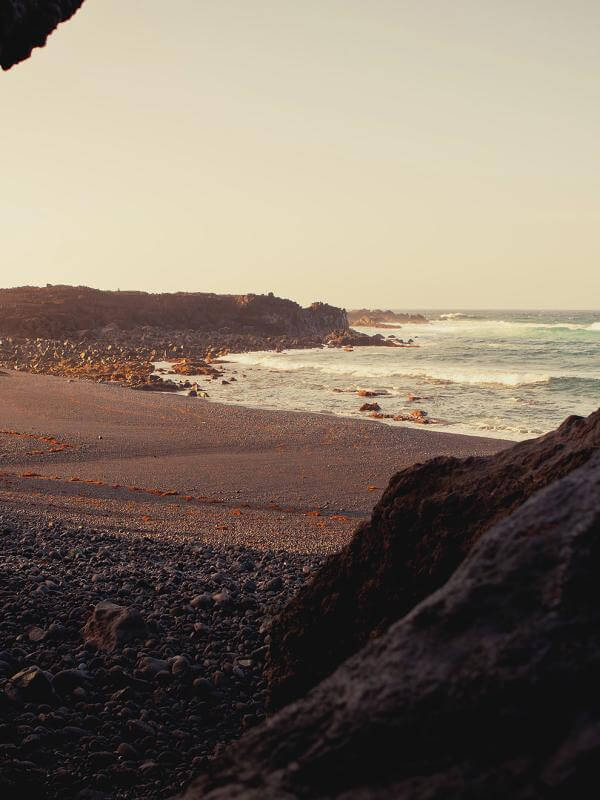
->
0, 286, 347, 340
183, 454, 600, 799
4, 665, 55, 704
267, 409, 600, 709
347, 308, 428, 326
359, 402, 381, 412
0, 0, 85, 70
82, 601, 148, 652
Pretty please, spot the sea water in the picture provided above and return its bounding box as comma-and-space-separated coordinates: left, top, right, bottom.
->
163, 310, 600, 441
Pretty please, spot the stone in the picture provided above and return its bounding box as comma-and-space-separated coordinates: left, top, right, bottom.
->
359, 402, 380, 412
82, 601, 148, 652
0, 0, 86, 70
5, 666, 55, 704
267, 409, 600, 709
137, 656, 168, 677
182, 454, 600, 799
52, 669, 89, 694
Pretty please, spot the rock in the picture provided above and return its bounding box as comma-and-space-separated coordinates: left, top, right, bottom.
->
359, 402, 380, 412
5, 666, 55, 704
52, 669, 89, 694
347, 309, 428, 326
82, 601, 148, 652
0, 0, 86, 71
26, 626, 47, 643
137, 656, 168, 677
182, 453, 600, 799
267, 410, 600, 709
170, 656, 189, 676
264, 576, 283, 592
212, 589, 232, 607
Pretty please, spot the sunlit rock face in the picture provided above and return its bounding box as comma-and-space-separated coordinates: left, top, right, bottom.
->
0, 0, 85, 70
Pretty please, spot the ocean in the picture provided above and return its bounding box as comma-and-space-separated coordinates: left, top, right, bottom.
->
162, 310, 600, 441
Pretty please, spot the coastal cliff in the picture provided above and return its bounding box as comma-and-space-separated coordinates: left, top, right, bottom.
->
0, 286, 348, 339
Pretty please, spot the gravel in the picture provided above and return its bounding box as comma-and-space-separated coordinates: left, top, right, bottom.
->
0, 509, 322, 799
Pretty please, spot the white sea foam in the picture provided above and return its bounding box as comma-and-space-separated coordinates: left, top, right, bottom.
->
151, 311, 600, 443
228, 351, 563, 387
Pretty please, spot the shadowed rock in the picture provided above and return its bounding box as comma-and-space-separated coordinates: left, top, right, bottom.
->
83, 601, 148, 652
5, 665, 55, 704
0, 0, 85, 70
267, 409, 600, 708
0, 285, 348, 339
183, 454, 600, 799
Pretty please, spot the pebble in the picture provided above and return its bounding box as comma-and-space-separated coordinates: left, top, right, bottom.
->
0, 509, 322, 798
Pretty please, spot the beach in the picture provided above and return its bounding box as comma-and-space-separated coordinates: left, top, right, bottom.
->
0, 369, 508, 553
0, 369, 508, 797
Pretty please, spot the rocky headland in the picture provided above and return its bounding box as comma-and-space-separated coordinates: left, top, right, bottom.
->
0, 287, 413, 391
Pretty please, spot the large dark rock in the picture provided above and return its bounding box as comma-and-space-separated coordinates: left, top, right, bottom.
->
0, 0, 85, 70
5, 665, 55, 704
183, 454, 600, 799
82, 600, 148, 652
0, 285, 348, 339
267, 410, 600, 708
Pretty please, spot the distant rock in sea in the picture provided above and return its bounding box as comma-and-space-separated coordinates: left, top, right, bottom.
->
347, 308, 428, 326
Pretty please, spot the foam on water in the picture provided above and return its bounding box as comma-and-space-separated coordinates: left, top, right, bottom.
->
154, 310, 600, 442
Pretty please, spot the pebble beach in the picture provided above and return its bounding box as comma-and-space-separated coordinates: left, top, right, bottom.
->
0, 369, 508, 798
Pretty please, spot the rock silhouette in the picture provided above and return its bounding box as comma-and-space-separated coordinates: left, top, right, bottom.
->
183, 452, 600, 799
267, 409, 600, 708
0, 285, 348, 339
0, 0, 85, 70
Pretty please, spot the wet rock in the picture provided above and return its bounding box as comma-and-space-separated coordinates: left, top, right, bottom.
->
359, 402, 380, 412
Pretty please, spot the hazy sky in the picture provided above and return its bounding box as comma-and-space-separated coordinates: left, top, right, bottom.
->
2, 1, 599, 308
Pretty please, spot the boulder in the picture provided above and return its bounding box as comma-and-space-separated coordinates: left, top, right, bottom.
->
82, 601, 148, 652
183, 454, 600, 799
267, 410, 600, 709
5, 665, 55, 704
0, 0, 85, 70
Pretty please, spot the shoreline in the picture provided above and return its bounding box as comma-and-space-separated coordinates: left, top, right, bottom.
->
0, 369, 510, 547
0, 368, 510, 798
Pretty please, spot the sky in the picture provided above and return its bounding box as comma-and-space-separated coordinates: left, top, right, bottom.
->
2, 1, 599, 309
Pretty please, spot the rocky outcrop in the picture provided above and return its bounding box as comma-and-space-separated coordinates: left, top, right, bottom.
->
267, 409, 600, 708
325, 329, 411, 348
0, 285, 348, 339
347, 308, 428, 326
0, 0, 85, 70
183, 453, 600, 799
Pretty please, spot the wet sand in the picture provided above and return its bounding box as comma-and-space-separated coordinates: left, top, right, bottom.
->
0, 370, 510, 553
